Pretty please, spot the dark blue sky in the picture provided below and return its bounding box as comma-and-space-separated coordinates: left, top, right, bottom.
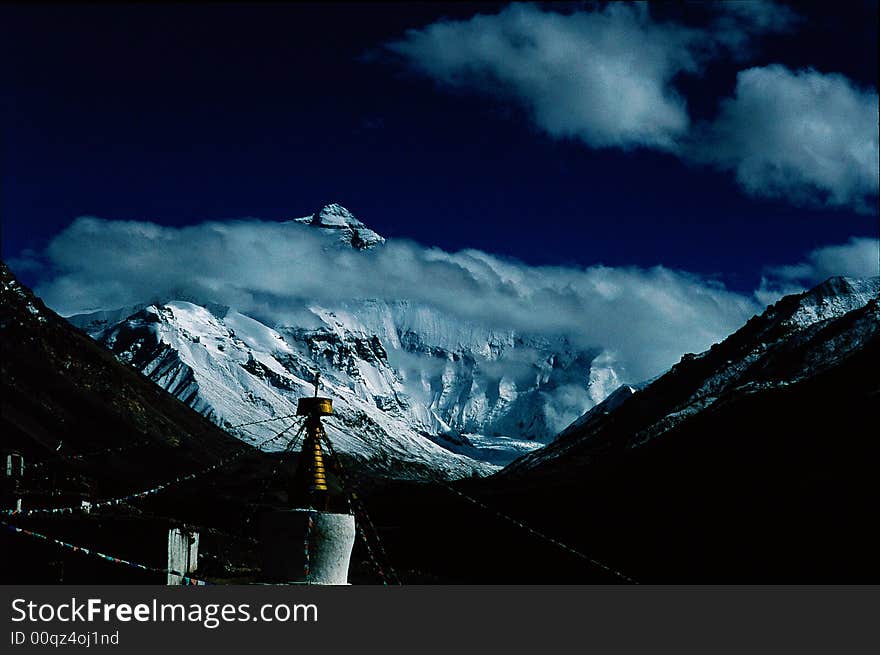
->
2, 1, 877, 293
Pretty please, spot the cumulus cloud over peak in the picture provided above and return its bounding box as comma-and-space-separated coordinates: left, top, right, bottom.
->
387, 2, 700, 150
693, 66, 880, 212
34, 214, 761, 382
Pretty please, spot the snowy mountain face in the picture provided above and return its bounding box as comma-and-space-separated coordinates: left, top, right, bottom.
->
292, 203, 385, 250
69, 205, 624, 479
504, 275, 880, 475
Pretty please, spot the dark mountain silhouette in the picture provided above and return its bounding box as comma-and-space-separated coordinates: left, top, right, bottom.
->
0, 261, 278, 582
1, 262, 245, 472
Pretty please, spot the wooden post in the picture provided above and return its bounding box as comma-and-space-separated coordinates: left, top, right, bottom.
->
167, 528, 199, 585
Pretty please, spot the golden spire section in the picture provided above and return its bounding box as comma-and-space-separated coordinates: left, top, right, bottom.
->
307, 422, 328, 493
292, 378, 333, 507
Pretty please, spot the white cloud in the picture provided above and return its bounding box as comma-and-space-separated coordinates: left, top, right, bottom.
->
709, 0, 801, 54
693, 65, 879, 212
386, 2, 702, 150
756, 236, 880, 304
385, 3, 878, 213
34, 215, 760, 382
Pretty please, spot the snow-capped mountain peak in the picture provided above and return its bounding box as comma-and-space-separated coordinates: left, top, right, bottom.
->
291, 203, 385, 250
310, 203, 364, 228
775, 276, 879, 330
70, 295, 626, 477
63, 204, 632, 479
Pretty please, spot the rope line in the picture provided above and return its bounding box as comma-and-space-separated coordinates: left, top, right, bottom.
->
316, 430, 388, 583
8, 392, 630, 583
243, 421, 308, 528
303, 511, 315, 582
314, 428, 388, 584
119, 501, 260, 546
4, 460, 232, 517
440, 483, 637, 584
247, 417, 303, 451
224, 413, 299, 431
28, 439, 153, 471
3, 420, 302, 518
0, 519, 209, 585
23, 413, 299, 471
318, 429, 401, 585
